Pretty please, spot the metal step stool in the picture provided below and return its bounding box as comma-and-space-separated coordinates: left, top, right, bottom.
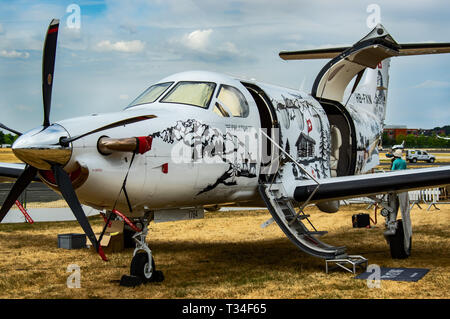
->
325, 255, 368, 274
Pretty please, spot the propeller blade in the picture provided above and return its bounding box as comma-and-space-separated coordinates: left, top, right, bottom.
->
0, 123, 22, 136
0, 166, 37, 222
59, 114, 156, 146
42, 19, 60, 127
52, 165, 107, 261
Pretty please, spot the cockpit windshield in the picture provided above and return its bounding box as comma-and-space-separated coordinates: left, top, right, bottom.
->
127, 82, 173, 108
160, 81, 216, 108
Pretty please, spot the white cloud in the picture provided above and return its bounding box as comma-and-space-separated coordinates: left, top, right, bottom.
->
0, 50, 30, 59
182, 29, 213, 51
222, 41, 239, 55
168, 29, 249, 63
95, 40, 145, 53
414, 80, 450, 89
119, 94, 129, 100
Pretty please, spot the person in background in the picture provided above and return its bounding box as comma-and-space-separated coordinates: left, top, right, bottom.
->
392, 148, 407, 170
386, 140, 405, 169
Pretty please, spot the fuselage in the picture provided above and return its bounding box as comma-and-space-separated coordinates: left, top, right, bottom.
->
16, 70, 383, 216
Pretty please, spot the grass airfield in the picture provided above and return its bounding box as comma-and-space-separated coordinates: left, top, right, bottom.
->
0, 148, 449, 299
0, 204, 448, 299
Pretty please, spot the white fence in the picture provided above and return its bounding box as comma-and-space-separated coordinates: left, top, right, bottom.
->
409, 188, 441, 210
341, 187, 445, 211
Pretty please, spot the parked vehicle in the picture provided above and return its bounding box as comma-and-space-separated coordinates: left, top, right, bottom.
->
406, 150, 436, 163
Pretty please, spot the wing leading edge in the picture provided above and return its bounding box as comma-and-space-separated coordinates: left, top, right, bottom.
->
0, 163, 30, 179
293, 166, 450, 203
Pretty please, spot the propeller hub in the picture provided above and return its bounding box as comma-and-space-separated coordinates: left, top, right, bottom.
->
12, 124, 72, 170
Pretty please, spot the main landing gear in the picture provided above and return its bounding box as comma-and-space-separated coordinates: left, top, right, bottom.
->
119, 214, 164, 287
374, 192, 412, 259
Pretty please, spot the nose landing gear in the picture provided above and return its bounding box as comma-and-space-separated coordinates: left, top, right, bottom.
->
120, 216, 164, 287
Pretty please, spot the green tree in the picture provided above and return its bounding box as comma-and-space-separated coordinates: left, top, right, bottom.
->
395, 134, 406, 146
382, 132, 391, 147
2, 134, 18, 146
405, 134, 417, 148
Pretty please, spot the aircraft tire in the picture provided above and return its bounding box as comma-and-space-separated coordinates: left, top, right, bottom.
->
130, 252, 155, 282
387, 220, 411, 259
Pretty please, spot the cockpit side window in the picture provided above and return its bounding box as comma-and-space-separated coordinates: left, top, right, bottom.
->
127, 82, 173, 108
215, 85, 249, 118
160, 81, 216, 108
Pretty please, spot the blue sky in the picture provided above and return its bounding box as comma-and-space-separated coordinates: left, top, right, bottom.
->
0, 0, 449, 133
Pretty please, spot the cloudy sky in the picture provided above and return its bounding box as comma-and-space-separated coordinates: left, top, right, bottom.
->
0, 0, 449, 134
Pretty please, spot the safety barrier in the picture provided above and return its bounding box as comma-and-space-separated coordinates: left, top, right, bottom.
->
409, 188, 441, 210
341, 187, 447, 211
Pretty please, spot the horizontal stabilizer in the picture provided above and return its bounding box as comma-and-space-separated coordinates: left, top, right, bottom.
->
279, 47, 349, 60
280, 42, 450, 60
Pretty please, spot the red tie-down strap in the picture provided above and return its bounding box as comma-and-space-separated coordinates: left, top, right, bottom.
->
15, 200, 34, 224
100, 212, 112, 228
112, 209, 142, 232
136, 136, 153, 154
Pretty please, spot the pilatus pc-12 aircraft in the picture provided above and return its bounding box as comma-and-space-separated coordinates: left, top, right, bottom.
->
1, 19, 450, 283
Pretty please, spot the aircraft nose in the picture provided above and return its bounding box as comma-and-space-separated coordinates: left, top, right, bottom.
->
12, 124, 72, 170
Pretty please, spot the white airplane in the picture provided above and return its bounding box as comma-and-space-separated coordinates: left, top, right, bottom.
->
1, 19, 450, 284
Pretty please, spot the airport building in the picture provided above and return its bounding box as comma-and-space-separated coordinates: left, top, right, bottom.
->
383, 125, 445, 140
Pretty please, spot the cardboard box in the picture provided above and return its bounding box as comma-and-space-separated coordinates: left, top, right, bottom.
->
89, 220, 125, 253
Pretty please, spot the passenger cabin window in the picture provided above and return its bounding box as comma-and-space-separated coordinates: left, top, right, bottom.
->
213, 85, 249, 118
127, 82, 173, 108
161, 81, 215, 108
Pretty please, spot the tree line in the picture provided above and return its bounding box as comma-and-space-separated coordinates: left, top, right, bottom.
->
0, 131, 18, 146
382, 132, 450, 149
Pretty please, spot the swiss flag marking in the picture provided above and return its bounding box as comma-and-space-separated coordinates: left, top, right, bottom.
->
307, 119, 313, 133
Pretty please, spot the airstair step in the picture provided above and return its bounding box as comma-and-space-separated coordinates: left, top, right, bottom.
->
306, 231, 328, 237
285, 214, 310, 222
258, 184, 346, 260
275, 196, 290, 202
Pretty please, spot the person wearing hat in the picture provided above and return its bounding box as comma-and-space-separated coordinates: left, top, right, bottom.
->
392, 148, 407, 170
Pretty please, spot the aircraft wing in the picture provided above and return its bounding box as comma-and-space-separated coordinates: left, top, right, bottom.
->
0, 163, 41, 181
292, 166, 450, 203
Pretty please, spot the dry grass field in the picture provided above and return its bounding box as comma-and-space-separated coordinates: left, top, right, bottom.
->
0, 148, 20, 163
0, 204, 448, 299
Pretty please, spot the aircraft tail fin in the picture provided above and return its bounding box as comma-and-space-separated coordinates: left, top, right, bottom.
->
279, 24, 450, 127
345, 58, 391, 127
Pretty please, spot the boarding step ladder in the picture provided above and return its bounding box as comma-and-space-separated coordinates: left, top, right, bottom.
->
258, 130, 347, 260
259, 182, 347, 259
